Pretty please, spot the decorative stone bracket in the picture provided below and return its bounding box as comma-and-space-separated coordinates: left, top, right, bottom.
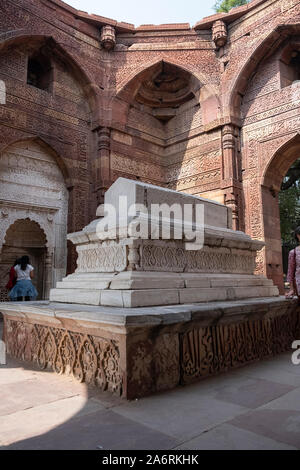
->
212, 20, 228, 48
100, 25, 116, 51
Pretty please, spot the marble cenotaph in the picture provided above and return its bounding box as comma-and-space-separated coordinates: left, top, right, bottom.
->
50, 178, 279, 307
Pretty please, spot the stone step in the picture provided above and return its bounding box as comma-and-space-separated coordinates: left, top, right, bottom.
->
50, 288, 102, 306
56, 273, 273, 291
56, 280, 112, 290
50, 285, 279, 308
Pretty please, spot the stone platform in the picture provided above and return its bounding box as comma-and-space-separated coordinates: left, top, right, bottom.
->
1, 297, 299, 399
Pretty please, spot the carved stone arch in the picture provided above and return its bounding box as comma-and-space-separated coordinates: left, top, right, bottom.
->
259, 133, 300, 294
0, 33, 101, 114
0, 138, 69, 300
114, 59, 222, 111
262, 133, 300, 191
109, 58, 221, 192
115, 58, 207, 97
0, 217, 49, 301
227, 23, 300, 122
0, 136, 70, 186
113, 59, 222, 130
0, 217, 49, 253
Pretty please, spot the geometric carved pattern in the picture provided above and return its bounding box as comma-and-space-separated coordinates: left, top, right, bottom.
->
180, 310, 300, 385
141, 245, 256, 274
77, 245, 127, 272
5, 319, 123, 396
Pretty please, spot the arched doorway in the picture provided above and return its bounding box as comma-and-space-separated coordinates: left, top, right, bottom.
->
233, 27, 300, 293
0, 219, 47, 301
261, 135, 300, 293
0, 139, 68, 300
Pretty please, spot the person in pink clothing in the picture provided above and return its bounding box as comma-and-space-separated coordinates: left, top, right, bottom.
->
286, 227, 300, 299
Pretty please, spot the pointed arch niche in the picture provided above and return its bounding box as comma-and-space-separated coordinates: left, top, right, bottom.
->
261, 134, 300, 293
110, 60, 220, 194
0, 219, 47, 301
0, 138, 68, 300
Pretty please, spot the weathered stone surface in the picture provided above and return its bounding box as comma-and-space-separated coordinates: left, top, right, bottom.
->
0, 0, 298, 297
1, 297, 299, 399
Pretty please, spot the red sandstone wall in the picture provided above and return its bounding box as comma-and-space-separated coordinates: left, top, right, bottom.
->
1, 0, 300, 288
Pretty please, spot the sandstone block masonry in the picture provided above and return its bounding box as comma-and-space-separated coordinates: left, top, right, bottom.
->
0, 0, 300, 295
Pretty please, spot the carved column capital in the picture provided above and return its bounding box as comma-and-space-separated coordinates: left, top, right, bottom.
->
222, 124, 240, 151
222, 124, 238, 142
97, 126, 111, 150
100, 25, 116, 51
212, 20, 228, 48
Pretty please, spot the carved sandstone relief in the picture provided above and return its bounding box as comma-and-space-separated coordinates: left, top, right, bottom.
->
140, 245, 256, 274
76, 245, 127, 273
5, 319, 123, 396
180, 309, 300, 384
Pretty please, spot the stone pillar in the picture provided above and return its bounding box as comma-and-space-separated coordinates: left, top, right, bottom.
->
261, 184, 285, 293
94, 126, 111, 206
100, 25, 116, 51
224, 191, 239, 230
221, 124, 242, 231
222, 124, 240, 181
212, 20, 228, 48
44, 249, 54, 299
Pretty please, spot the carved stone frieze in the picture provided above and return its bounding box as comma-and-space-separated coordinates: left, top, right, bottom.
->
140, 244, 256, 274
5, 319, 123, 396
76, 245, 127, 272
180, 309, 300, 384
2, 298, 299, 399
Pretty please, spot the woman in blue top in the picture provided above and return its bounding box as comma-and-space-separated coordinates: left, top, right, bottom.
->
9, 255, 38, 301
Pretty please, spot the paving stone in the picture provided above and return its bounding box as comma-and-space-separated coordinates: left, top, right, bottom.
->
0, 396, 105, 446
229, 409, 300, 449
211, 376, 295, 409
0, 378, 81, 416
2, 409, 179, 450
259, 388, 300, 412
234, 358, 300, 387
174, 423, 297, 450
112, 389, 249, 441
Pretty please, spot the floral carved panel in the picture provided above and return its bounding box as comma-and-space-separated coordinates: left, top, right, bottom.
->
5, 319, 123, 396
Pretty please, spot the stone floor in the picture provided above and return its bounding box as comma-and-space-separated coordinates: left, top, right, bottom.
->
1, 321, 300, 450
